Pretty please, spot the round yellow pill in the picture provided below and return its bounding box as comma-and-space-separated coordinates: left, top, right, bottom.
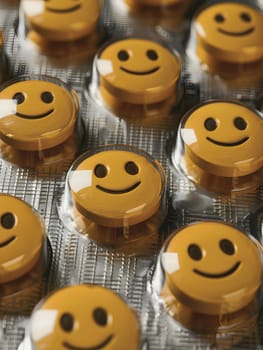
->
161, 221, 262, 315
180, 101, 263, 178
194, 2, 263, 64
96, 38, 181, 105
22, 0, 101, 42
30, 285, 141, 350
0, 77, 79, 151
0, 194, 45, 284
69, 146, 165, 227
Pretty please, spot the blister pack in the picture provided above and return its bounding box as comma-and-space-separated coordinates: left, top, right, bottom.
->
0, 1, 263, 349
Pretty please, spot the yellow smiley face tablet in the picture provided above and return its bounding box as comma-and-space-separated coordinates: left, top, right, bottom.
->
22, 0, 101, 41
194, 2, 263, 63
69, 147, 165, 227
0, 194, 45, 284
181, 101, 263, 177
0, 78, 78, 151
30, 285, 140, 350
97, 38, 181, 104
162, 221, 262, 315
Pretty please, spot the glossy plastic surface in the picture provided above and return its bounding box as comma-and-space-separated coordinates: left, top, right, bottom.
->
92, 37, 182, 120
153, 221, 263, 332
194, 2, 263, 64
172, 100, 263, 193
69, 145, 165, 227
21, 0, 101, 42
30, 284, 141, 350
0, 75, 79, 151
0, 194, 45, 284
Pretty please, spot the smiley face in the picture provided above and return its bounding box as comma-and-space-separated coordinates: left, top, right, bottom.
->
96, 38, 181, 105
30, 285, 140, 350
194, 2, 263, 63
0, 77, 79, 151
161, 221, 262, 315
0, 194, 45, 284
180, 101, 263, 177
69, 146, 165, 227
22, 0, 101, 41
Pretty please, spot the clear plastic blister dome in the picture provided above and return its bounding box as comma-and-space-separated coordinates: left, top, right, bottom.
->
171, 100, 263, 194
16, 0, 103, 66
150, 220, 263, 347
88, 36, 183, 127
0, 194, 51, 313
187, 1, 263, 88
0, 74, 80, 171
60, 144, 167, 255
27, 284, 141, 350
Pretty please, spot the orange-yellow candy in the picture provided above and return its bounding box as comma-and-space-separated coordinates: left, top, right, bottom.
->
22, 0, 101, 42
96, 38, 181, 105
161, 221, 262, 315
0, 78, 79, 151
0, 194, 45, 284
180, 101, 263, 177
194, 2, 263, 64
30, 285, 141, 350
69, 147, 165, 227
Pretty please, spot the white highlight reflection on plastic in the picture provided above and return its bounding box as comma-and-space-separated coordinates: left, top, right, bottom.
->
22, 1, 45, 16
0, 100, 17, 118
2, 255, 24, 268
69, 170, 92, 192
181, 128, 197, 145
97, 59, 114, 76
31, 310, 58, 342
162, 252, 180, 274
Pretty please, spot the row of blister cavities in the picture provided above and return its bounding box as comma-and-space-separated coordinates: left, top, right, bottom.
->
1, 193, 263, 349
0, 0, 263, 349
2, 0, 263, 88
0, 0, 263, 191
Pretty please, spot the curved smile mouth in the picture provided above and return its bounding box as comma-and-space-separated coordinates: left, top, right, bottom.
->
120, 66, 160, 75
46, 4, 81, 13
0, 236, 16, 248
206, 136, 249, 147
194, 261, 241, 279
96, 181, 141, 194
63, 334, 114, 350
15, 109, 54, 119
218, 27, 255, 36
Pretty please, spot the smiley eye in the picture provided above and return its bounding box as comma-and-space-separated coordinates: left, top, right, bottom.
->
41, 91, 54, 104
93, 307, 108, 327
204, 117, 217, 131
118, 50, 129, 61
220, 239, 235, 255
146, 49, 158, 61
60, 313, 74, 332
240, 12, 251, 22
94, 164, 108, 178
13, 92, 25, 104
125, 161, 139, 175
214, 14, 225, 23
234, 117, 247, 130
188, 244, 202, 261
1, 213, 15, 229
